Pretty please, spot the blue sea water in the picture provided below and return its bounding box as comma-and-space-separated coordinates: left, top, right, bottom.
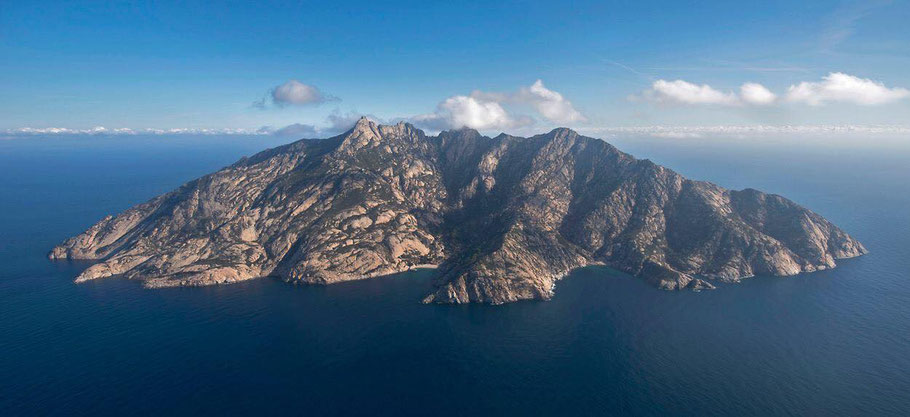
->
1, 134, 909, 416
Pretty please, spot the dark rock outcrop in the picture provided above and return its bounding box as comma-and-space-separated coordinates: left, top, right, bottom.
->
50, 118, 867, 303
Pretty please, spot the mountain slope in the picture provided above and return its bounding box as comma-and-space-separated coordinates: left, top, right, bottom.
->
50, 118, 867, 304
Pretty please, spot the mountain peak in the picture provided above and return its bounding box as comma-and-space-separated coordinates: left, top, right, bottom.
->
439, 126, 482, 138
352, 115, 376, 131
547, 127, 578, 137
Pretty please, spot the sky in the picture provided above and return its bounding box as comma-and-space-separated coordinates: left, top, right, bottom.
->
1, 0, 909, 138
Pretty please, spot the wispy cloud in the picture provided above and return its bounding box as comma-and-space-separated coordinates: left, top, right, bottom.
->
603, 59, 653, 79
646, 65, 809, 73
819, 0, 893, 52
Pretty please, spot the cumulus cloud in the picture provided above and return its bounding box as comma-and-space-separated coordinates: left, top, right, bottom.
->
581, 125, 910, 139
640, 79, 777, 106
517, 80, 587, 123
410, 80, 582, 131
642, 79, 740, 106
785, 72, 910, 106
254, 80, 337, 108
739, 82, 777, 105
412, 95, 533, 131
640, 73, 908, 107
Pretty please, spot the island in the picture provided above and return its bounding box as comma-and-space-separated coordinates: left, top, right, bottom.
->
49, 117, 867, 304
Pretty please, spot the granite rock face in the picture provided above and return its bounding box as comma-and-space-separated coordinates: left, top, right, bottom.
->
50, 118, 867, 303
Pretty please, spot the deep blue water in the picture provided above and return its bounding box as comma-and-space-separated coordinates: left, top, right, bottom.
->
2, 134, 909, 416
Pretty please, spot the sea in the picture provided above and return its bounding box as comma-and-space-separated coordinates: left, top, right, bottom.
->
1, 133, 909, 416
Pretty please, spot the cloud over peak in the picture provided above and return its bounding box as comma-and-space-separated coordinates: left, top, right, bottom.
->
412, 95, 532, 131
785, 72, 910, 106
410, 80, 584, 131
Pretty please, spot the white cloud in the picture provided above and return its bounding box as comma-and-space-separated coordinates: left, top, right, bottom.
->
641, 73, 908, 108
517, 80, 586, 123
412, 95, 532, 131
255, 80, 337, 108
739, 82, 777, 105
410, 80, 583, 131
643, 79, 739, 106
3, 126, 270, 136
642, 79, 779, 106
786, 72, 910, 106
581, 124, 910, 139
441, 96, 523, 130
272, 80, 329, 106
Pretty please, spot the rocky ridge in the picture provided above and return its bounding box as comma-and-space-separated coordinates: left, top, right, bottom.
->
50, 117, 867, 304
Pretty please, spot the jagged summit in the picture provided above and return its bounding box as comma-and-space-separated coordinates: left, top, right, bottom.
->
49, 122, 866, 304
438, 126, 480, 140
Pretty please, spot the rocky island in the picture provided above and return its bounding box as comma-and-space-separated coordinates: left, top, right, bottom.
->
49, 118, 867, 304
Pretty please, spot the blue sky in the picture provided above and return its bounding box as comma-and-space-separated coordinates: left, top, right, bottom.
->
2, 0, 909, 136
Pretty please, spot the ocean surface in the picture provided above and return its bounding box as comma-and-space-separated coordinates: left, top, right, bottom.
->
1, 133, 909, 416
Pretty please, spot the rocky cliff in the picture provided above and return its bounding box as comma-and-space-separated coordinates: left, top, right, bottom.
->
50, 117, 867, 304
